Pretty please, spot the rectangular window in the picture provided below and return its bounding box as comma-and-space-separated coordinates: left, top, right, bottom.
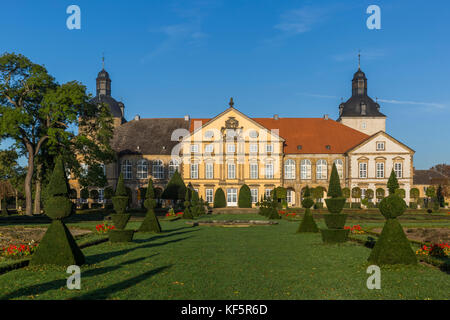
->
227, 144, 235, 153
376, 141, 385, 151
190, 163, 198, 179
228, 162, 236, 179
286, 190, 292, 204
250, 189, 258, 204
265, 189, 272, 199
190, 144, 199, 153
359, 162, 367, 178
205, 144, 214, 153
376, 162, 384, 178
122, 161, 132, 179
250, 163, 258, 179
361, 188, 367, 199
137, 161, 148, 179
249, 143, 258, 153
98, 189, 104, 203
205, 163, 214, 179
227, 188, 237, 205
81, 163, 88, 178
265, 162, 274, 179
394, 162, 402, 178
205, 189, 213, 204
266, 143, 273, 153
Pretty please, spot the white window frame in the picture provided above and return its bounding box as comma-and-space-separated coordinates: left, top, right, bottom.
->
168, 159, 179, 178
300, 159, 311, 180
333, 159, 344, 180
152, 160, 164, 179
190, 144, 199, 153
136, 160, 148, 179
228, 162, 236, 179
249, 143, 258, 154
265, 189, 272, 199
205, 162, 214, 179
359, 162, 367, 178
265, 161, 274, 179
250, 189, 258, 204
205, 189, 213, 203
316, 160, 327, 180
98, 188, 104, 203
227, 143, 235, 154
205, 144, 214, 153
284, 159, 296, 180
376, 141, 385, 151
266, 143, 274, 153
394, 162, 403, 178
190, 163, 199, 179
227, 188, 238, 206
376, 162, 384, 178
250, 162, 258, 179
122, 160, 132, 179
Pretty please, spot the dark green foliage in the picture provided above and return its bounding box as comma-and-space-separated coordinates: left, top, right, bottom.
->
104, 186, 114, 200
144, 178, 156, 210
89, 189, 99, 200
409, 202, 418, 209
303, 186, 311, 198
351, 202, 361, 209
273, 187, 287, 201
1, 197, 8, 216
324, 214, 348, 229
238, 184, 252, 208
432, 198, 440, 212
327, 163, 342, 198
268, 207, 281, 219
68, 188, 77, 199
30, 220, 85, 266
183, 188, 194, 219
297, 208, 319, 233
191, 190, 200, 217
44, 157, 69, 198
138, 208, 162, 233
376, 188, 385, 200
342, 187, 350, 199
111, 214, 131, 230
302, 198, 314, 209
115, 173, 127, 196
108, 230, 135, 243
387, 170, 399, 195
161, 170, 186, 201
394, 188, 405, 199
436, 185, 445, 207
351, 187, 361, 200
45, 196, 74, 219
368, 219, 417, 265
44, 157, 73, 220
313, 202, 323, 209
325, 197, 346, 213
213, 188, 226, 208
183, 207, 193, 219
379, 194, 407, 219
343, 202, 350, 208
320, 229, 350, 244
112, 196, 128, 214
80, 188, 89, 200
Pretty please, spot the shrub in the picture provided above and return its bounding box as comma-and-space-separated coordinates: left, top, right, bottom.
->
238, 184, 252, 208
368, 219, 417, 265
324, 214, 348, 229
409, 202, 418, 209
139, 177, 162, 233
112, 173, 128, 214
297, 208, 319, 233
343, 202, 350, 208
314, 202, 323, 209
30, 156, 85, 266
321, 228, 350, 243
104, 186, 114, 200
302, 198, 314, 209
325, 198, 346, 213
89, 189, 99, 201
327, 163, 342, 198
379, 194, 407, 219
387, 170, 399, 195
182, 188, 194, 219
213, 188, 226, 208
80, 188, 89, 201
110, 172, 133, 243
351, 202, 361, 209
161, 170, 186, 202
342, 187, 350, 200
108, 230, 135, 242
1, 198, 9, 216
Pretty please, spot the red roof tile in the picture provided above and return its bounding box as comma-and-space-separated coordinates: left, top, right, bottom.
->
190, 117, 369, 154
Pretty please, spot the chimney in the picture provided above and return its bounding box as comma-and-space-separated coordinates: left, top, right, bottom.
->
184, 115, 190, 121
273, 114, 279, 120
134, 115, 140, 121
324, 114, 329, 120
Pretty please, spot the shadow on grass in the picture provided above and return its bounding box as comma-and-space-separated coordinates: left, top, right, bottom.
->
133, 228, 199, 244
0, 255, 160, 300
86, 236, 193, 265
73, 265, 172, 300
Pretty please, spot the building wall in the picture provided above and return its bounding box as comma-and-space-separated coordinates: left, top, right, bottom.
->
339, 117, 386, 135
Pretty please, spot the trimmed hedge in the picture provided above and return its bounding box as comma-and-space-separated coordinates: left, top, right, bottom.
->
379, 194, 407, 219
324, 214, 348, 229
108, 230, 135, 243
111, 214, 131, 230
238, 184, 252, 208
320, 229, 350, 244
368, 219, 417, 265
297, 208, 319, 233
324, 197, 346, 214
213, 188, 226, 208
351, 202, 361, 209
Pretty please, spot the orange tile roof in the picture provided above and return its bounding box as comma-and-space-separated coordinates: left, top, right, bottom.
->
190, 117, 369, 154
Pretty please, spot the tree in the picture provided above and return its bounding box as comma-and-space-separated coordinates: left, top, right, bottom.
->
394, 188, 405, 199
387, 170, 399, 195
410, 188, 420, 202
342, 187, 350, 200
139, 177, 161, 233
436, 185, 445, 207
376, 188, 385, 201
238, 184, 252, 208
365, 189, 374, 201
89, 189, 99, 202
327, 163, 342, 198
213, 188, 226, 208
183, 187, 193, 219
0, 53, 114, 215
351, 187, 361, 202
161, 170, 186, 203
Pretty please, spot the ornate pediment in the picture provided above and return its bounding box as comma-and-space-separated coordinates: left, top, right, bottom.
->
221, 116, 243, 137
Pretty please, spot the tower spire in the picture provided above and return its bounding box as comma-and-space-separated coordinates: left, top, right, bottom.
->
358, 50, 361, 69
102, 53, 105, 69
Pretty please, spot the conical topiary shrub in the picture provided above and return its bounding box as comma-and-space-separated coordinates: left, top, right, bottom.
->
368, 170, 417, 265
238, 184, 252, 208
109, 172, 134, 242
138, 178, 161, 233
182, 188, 194, 219
0, 197, 9, 216
321, 163, 349, 243
297, 186, 319, 233
30, 156, 85, 266
213, 188, 226, 208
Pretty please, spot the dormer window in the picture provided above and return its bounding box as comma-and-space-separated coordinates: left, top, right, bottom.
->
297, 145, 302, 150
325, 145, 331, 150
361, 102, 367, 115
376, 141, 385, 151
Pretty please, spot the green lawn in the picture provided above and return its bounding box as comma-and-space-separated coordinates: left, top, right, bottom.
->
0, 214, 449, 300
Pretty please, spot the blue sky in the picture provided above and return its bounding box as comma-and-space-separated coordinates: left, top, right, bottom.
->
1, 0, 449, 169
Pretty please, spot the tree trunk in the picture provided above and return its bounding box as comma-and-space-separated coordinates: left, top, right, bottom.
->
34, 166, 42, 215
24, 147, 35, 216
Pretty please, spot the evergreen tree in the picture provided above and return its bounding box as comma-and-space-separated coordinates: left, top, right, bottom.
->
387, 170, 399, 195
139, 178, 161, 233
183, 188, 193, 219
213, 188, 226, 208
436, 185, 445, 207
327, 163, 342, 198
238, 184, 252, 208
161, 170, 186, 203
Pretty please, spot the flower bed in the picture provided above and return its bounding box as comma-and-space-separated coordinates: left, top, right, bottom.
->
1, 240, 38, 259
95, 222, 115, 234
416, 242, 450, 258
344, 224, 365, 234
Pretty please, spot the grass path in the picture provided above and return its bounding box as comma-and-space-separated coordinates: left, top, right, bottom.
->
0, 216, 448, 300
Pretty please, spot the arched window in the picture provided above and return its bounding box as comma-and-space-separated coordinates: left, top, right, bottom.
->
316, 159, 327, 180
121, 160, 132, 179
333, 159, 343, 180
284, 159, 296, 180
300, 159, 311, 180
168, 159, 179, 178
136, 160, 148, 179
152, 160, 164, 179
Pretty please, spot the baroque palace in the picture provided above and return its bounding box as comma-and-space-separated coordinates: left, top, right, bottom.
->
70, 64, 416, 207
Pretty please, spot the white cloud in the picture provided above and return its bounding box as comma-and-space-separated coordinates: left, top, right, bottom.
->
274, 7, 325, 35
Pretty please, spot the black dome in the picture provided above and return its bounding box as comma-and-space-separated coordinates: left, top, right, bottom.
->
97, 69, 110, 79
90, 94, 123, 119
